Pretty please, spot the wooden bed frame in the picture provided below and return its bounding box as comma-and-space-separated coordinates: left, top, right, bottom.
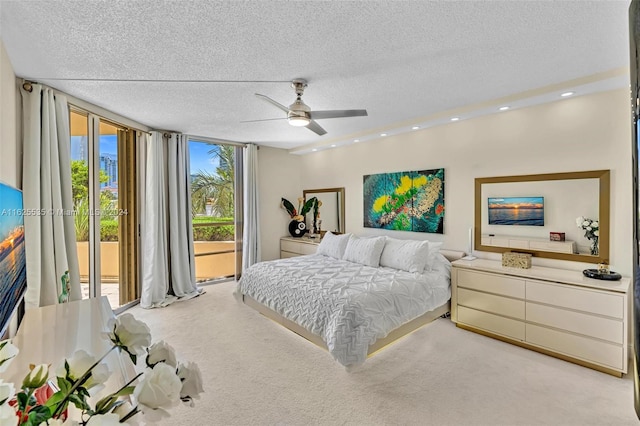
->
241, 249, 465, 359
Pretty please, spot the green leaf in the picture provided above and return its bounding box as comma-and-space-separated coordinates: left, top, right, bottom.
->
281, 198, 296, 217
69, 393, 91, 411
57, 376, 71, 394
95, 395, 118, 414
301, 197, 316, 216
114, 386, 135, 397
44, 390, 66, 408
16, 391, 29, 410
25, 405, 51, 425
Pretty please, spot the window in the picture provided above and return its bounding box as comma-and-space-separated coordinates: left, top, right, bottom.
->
70, 109, 138, 309
189, 140, 239, 282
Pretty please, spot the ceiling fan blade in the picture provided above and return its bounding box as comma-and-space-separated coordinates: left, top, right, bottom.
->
306, 120, 327, 136
309, 109, 368, 120
255, 93, 289, 113
240, 117, 288, 123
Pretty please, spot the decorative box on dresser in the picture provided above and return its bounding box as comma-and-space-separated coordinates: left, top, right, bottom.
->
280, 236, 321, 258
451, 258, 630, 377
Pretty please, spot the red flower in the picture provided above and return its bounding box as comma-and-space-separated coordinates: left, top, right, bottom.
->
9, 383, 67, 423
436, 204, 444, 215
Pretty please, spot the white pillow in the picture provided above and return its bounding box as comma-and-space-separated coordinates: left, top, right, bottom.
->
343, 235, 386, 267
379, 238, 430, 273
317, 232, 351, 259
424, 241, 444, 271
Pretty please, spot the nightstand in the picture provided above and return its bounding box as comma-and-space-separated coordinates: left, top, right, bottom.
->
280, 235, 321, 258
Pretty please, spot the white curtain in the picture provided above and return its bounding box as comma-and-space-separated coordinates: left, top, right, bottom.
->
21, 84, 81, 309
242, 143, 260, 271
140, 131, 200, 308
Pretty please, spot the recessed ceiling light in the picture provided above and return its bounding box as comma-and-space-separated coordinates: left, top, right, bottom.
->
312, 148, 317, 152
411, 126, 420, 130
330, 144, 336, 147
451, 117, 460, 122
380, 133, 388, 137
560, 91, 574, 97
499, 106, 510, 111
353, 139, 360, 143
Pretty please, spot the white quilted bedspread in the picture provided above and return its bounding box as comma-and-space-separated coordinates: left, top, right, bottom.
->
237, 254, 451, 366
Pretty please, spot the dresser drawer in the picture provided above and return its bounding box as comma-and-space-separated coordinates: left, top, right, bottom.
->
526, 280, 623, 319
526, 324, 623, 370
526, 302, 623, 344
280, 240, 318, 256
457, 270, 525, 299
458, 288, 524, 320
458, 306, 525, 340
280, 250, 299, 259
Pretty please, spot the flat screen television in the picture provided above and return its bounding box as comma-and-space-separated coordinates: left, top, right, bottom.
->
0, 181, 27, 337
487, 196, 544, 226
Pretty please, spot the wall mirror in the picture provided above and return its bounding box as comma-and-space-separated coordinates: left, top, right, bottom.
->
474, 170, 610, 263
303, 187, 346, 234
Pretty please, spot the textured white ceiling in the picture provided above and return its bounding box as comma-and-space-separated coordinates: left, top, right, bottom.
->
0, 0, 631, 150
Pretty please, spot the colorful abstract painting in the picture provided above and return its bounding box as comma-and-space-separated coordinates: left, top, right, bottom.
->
363, 168, 445, 233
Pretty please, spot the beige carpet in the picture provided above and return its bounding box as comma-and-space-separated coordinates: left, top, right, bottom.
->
127, 281, 638, 425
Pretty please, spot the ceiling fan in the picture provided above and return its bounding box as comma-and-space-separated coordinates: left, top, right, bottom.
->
243, 79, 368, 136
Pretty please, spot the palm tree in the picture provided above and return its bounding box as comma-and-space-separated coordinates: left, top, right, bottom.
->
191, 144, 235, 218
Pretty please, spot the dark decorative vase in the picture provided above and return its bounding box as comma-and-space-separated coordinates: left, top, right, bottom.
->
590, 237, 599, 256
288, 220, 306, 238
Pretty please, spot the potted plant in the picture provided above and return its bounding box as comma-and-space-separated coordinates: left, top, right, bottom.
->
281, 197, 316, 238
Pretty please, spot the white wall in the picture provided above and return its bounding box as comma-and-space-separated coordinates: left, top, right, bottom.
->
0, 39, 19, 187
257, 88, 632, 275
257, 146, 303, 261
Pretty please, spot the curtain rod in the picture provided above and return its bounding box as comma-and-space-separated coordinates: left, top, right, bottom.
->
23, 78, 290, 84
23, 79, 152, 135
186, 134, 248, 147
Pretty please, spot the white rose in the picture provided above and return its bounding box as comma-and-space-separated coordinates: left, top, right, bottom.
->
85, 413, 128, 426
56, 350, 111, 391
146, 341, 177, 368
582, 220, 590, 227
177, 362, 204, 405
586, 226, 592, 231
106, 314, 152, 358
0, 340, 19, 373
0, 403, 17, 426
0, 380, 15, 405
591, 221, 599, 228
22, 363, 49, 389
594, 230, 599, 237
134, 363, 181, 411
111, 400, 140, 426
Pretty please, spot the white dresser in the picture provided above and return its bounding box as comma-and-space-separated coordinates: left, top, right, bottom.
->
451, 258, 630, 377
280, 236, 321, 258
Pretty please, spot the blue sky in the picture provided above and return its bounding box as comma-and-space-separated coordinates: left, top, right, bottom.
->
189, 141, 219, 174
70, 136, 219, 175
0, 182, 23, 240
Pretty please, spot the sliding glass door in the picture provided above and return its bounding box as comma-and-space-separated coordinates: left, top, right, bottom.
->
70, 109, 138, 309
188, 139, 242, 281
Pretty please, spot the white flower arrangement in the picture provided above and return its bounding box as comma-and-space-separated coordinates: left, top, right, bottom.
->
576, 216, 600, 255
0, 313, 203, 425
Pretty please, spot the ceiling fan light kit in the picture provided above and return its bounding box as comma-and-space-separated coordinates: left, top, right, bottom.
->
250, 78, 368, 136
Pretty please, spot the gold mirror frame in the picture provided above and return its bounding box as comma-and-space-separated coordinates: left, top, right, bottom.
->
303, 187, 346, 234
474, 170, 610, 263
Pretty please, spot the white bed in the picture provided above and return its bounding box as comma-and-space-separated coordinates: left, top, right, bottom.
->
237, 240, 462, 366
